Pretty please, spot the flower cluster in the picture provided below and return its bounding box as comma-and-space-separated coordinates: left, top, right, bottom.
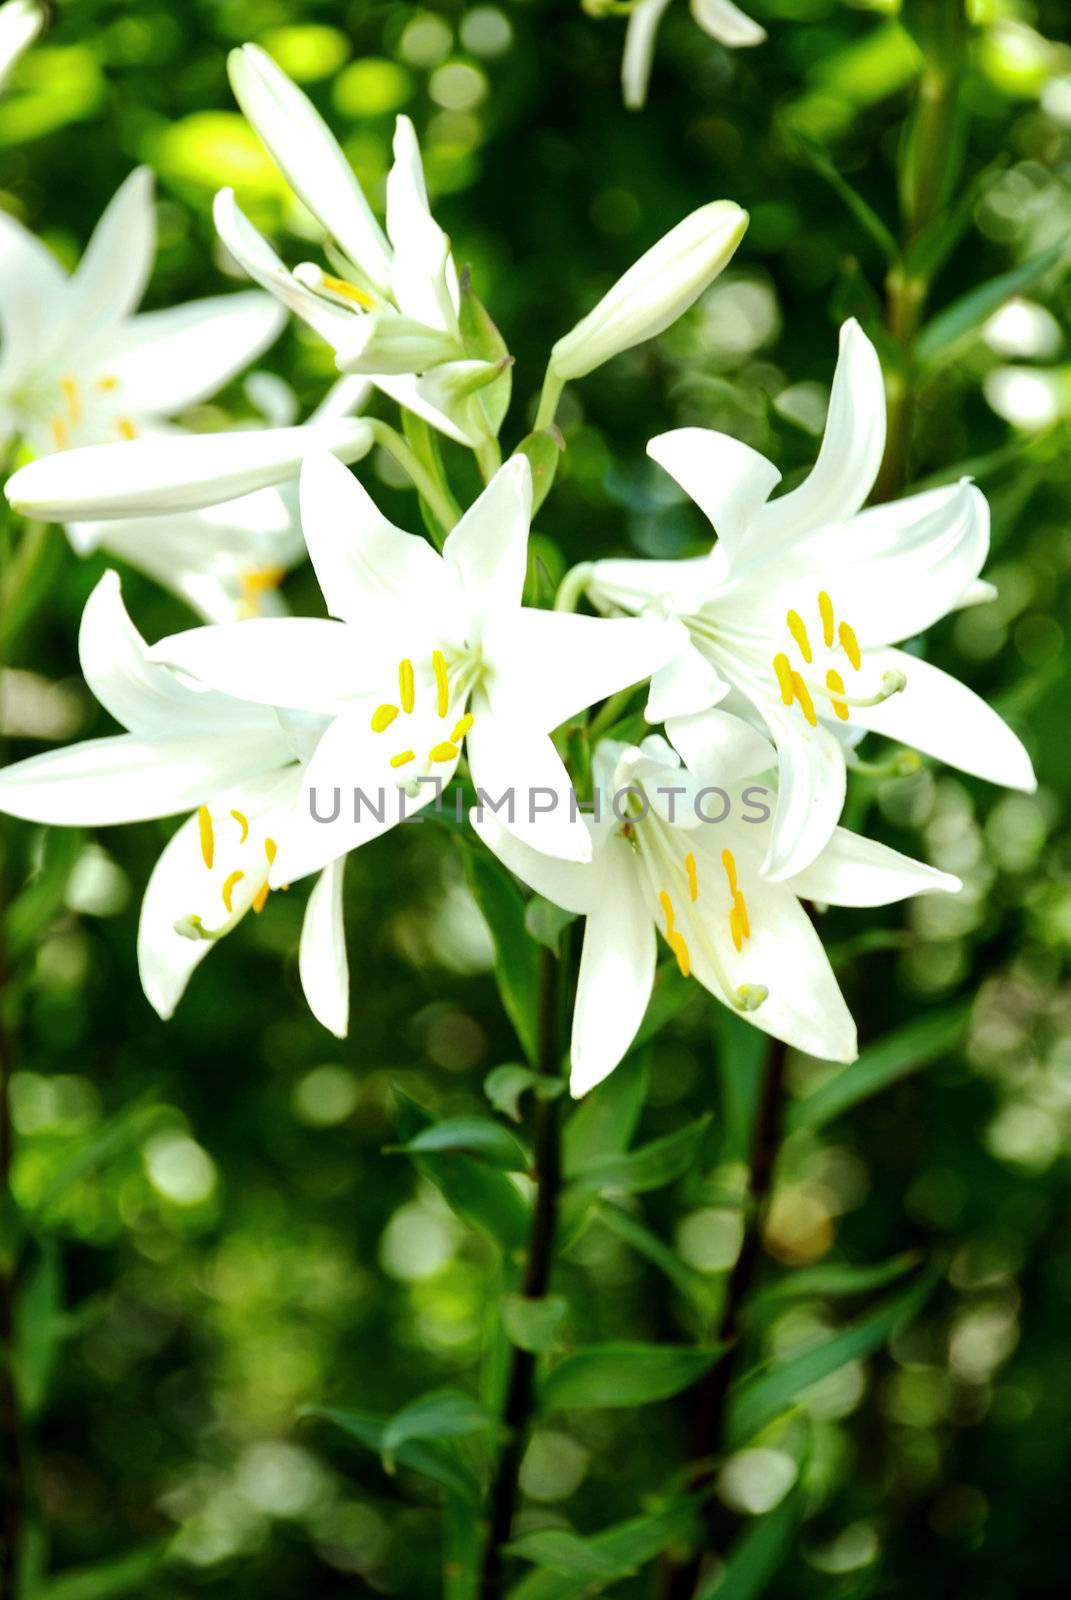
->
0, 39, 1035, 1095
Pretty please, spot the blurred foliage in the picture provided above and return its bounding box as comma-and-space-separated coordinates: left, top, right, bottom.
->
1, 0, 1071, 1596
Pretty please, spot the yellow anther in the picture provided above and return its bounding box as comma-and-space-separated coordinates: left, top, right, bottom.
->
60, 374, 81, 425
684, 851, 698, 903
95, 374, 119, 391
221, 870, 244, 912
826, 668, 850, 722
838, 620, 861, 670
321, 272, 374, 309
659, 889, 676, 934
117, 417, 137, 440
721, 848, 738, 894
197, 805, 214, 869
251, 882, 270, 914
669, 930, 691, 978
243, 565, 285, 596
265, 838, 277, 866
450, 712, 474, 743
230, 808, 249, 843
786, 609, 812, 664
729, 904, 744, 952
49, 415, 68, 451
433, 649, 449, 718
790, 670, 818, 728
773, 652, 794, 707
818, 590, 834, 648
390, 750, 415, 768
399, 658, 415, 714
371, 704, 400, 733
429, 741, 459, 763
734, 888, 750, 941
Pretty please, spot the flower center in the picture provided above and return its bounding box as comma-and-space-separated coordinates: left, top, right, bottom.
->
771, 590, 903, 727
45, 372, 136, 452
370, 650, 477, 777
174, 806, 285, 942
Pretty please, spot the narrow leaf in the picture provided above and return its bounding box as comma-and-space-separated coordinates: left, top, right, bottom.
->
7, 826, 85, 958
381, 1388, 494, 1462
461, 841, 541, 1063
597, 1204, 717, 1319
791, 134, 898, 262
34, 1543, 168, 1600
541, 1343, 724, 1412
506, 1528, 627, 1580
562, 1050, 649, 1177
747, 1251, 922, 1319
502, 1293, 568, 1354
397, 1117, 531, 1172
506, 1497, 703, 1600
696, 1487, 802, 1600
485, 1064, 565, 1123
305, 1405, 481, 1504
785, 1006, 967, 1134
915, 237, 1070, 365
568, 1115, 712, 1197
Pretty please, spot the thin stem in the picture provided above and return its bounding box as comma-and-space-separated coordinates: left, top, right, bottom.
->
661, 1038, 788, 1600
533, 369, 565, 434
475, 436, 503, 484
586, 683, 639, 743
0, 893, 22, 1600
479, 948, 563, 1598
368, 419, 462, 540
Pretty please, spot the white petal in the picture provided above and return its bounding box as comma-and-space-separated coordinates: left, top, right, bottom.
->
442, 457, 531, 631
213, 189, 353, 345
299, 857, 349, 1037
788, 825, 960, 906
0, 0, 44, 92
308, 373, 373, 422
467, 712, 592, 863
68, 168, 155, 331
761, 702, 847, 880
851, 647, 1037, 792
6, 419, 373, 521
150, 617, 371, 713
103, 291, 286, 416
587, 554, 716, 618
690, 0, 767, 47
0, 207, 67, 381
570, 839, 657, 1095
484, 610, 683, 734
645, 643, 730, 722
385, 115, 458, 332
137, 813, 214, 1019
621, 0, 672, 109
647, 428, 780, 550
666, 706, 776, 787
469, 809, 598, 914
750, 319, 886, 547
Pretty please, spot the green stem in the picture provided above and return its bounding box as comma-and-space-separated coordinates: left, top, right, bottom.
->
369, 419, 462, 541
533, 369, 565, 434
475, 436, 502, 484
586, 684, 639, 742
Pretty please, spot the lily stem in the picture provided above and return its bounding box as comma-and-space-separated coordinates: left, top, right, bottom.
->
479, 947, 563, 1598
661, 1038, 788, 1600
369, 419, 462, 539
533, 369, 565, 434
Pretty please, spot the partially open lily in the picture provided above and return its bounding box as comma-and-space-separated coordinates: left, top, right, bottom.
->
581, 318, 1036, 882
0, 574, 349, 1036
474, 710, 960, 1095
609, 0, 766, 111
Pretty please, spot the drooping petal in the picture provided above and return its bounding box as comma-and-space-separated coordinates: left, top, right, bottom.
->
227, 44, 392, 292
690, 0, 767, 47
749, 319, 886, 550
788, 825, 961, 906
647, 428, 780, 550
442, 457, 531, 632
851, 646, 1037, 792
466, 711, 592, 863
621, 0, 673, 110
570, 838, 657, 1095
149, 617, 373, 713
5, 419, 373, 522
67, 167, 155, 332
469, 809, 598, 915
137, 812, 214, 1020
760, 702, 847, 880
213, 189, 353, 346
484, 609, 683, 734
299, 856, 349, 1037
385, 115, 459, 333
102, 291, 286, 416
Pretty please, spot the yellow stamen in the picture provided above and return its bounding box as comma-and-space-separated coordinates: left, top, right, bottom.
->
450, 712, 474, 743
786, 609, 812, 664
429, 741, 459, 763
818, 590, 834, 648
265, 838, 277, 866
321, 272, 374, 309
371, 704, 400, 733
433, 649, 449, 718
243, 565, 285, 597
230, 808, 249, 843
399, 658, 415, 714
838, 620, 861, 670
390, 750, 415, 768
773, 652, 794, 706
721, 848, 738, 894
197, 805, 214, 869
826, 668, 850, 722
252, 882, 270, 914
729, 904, 744, 952
659, 889, 676, 934
684, 850, 698, 903
60, 374, 81, 425
790, 670, 818, 727
734, 888, 750, 941
221, 870, 244, 912
49, 415, 68, 451
669, 931, 691, 978
95, 374, 119, 391
117, 417, 137, 440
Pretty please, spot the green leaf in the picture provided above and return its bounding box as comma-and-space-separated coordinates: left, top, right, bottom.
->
396, 1117, 531, 1172
747, 1251, 922, 1320
506, 1497, 703, 1600
305, 1405, 482, 1504
541, 1343, 724, 1412
6, 825, 85, 959
524, 894, 576, 956
32, 1099, 173, 1220
460, 840, 541, 1063
485, 1064, 566, 1124
632, 960, 698, 1049
785, 1006, 967, 1134
458, 267, 512, 435
33, 1542, 169, 1600
728, 1268, 938, 1446
903, 156, 1009, 282
417, 1151, 531, 1254
502, 1293, 568, 1354
596, 1204, 717, 1319
714, 1009, 771, 1165
568, 1115, 712, 1197
695, 1487, 802, 1600
791, 134, 898, 262
381, 1387, 494, 1466
506, 1528, 627, 1580
915, 236, 1070, 366
562, 1050, 649, 1177
15, 1241, 62, 1416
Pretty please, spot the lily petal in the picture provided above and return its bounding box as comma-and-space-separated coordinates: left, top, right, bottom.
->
385, 115, 459, 332
299, 857, 350, 1037
442, 457, 531, 632
760, 701, 847, 880
666, 706, 776, 787
214, 189, 352, 346
788, 825, 961, 905
150, 617, 373, 714
469, 809, 598, 915
0, 207, 68, 382
467, 711, 592, 863
571, 837, 657, 1095
137, 811, 214, 1019
647, 428, 780, 550
646, 642, 730, 722
621, 0, 672, 110
690, 0, 766, 47
103, 291, 286, 415
68, 168, 155, 332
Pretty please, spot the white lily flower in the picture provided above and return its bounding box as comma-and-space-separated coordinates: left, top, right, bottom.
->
618, 0, 766, 111
0, 573, 350, 1036
549, 201, 748, 382
220, 45, 498, 447
6, 378, 374, 623
0, 167, 285, 459
584, 319, 1036, 882
147, 451, 683, 881
0, 0, 42, 93
473, 710, 960, 1095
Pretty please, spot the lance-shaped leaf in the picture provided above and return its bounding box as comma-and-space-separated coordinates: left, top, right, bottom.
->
747, 1250, 922, 1321
567, 1114, 712, 1197
395, 1116, 531, 1172
485, 1063, 566, 1124
506, 1528, 627, 1580
305, 1405, 482, 1504
34, 1542, 170, 1600
597, 1204, 718, 1320
506, 1495, 704, 1600
785, 1006, 967, 1134
380, 1387, 496, 1469
460, 840, 541, 1064
562, 1050, 649, 1177
502, 1293, 569, 1354
541, 1342, 725, 1412
694, 1486, 803, 1600
6, 826, 85, 959
915, 237, 1070, 367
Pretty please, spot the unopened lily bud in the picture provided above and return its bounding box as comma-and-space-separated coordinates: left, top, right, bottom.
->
549, 200, 748, 381
335, 313, 461, 376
